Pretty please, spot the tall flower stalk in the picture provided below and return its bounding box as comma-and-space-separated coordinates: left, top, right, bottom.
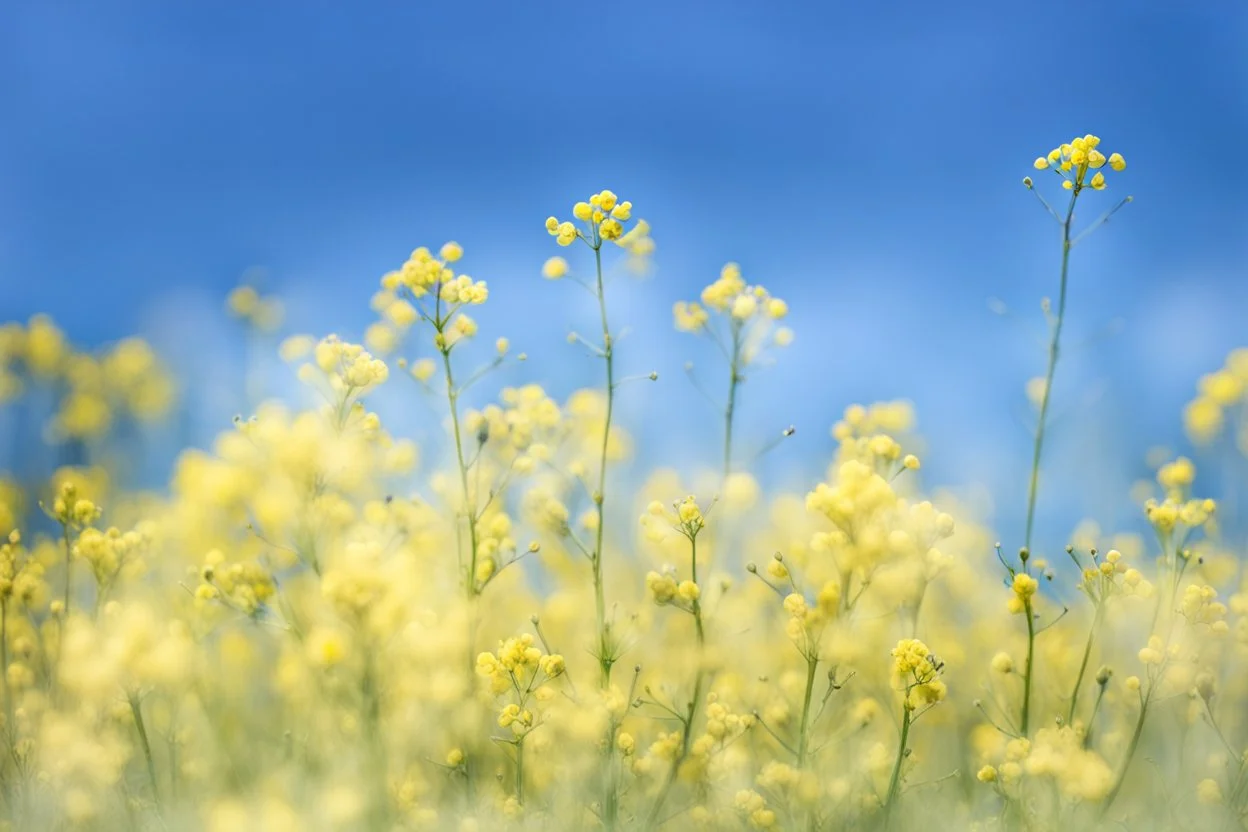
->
1013, 135, 1130, 734
883, 638, 946, 826
640, 496, 709, 830
544, 191, 648, 686
673, 263, 792, 483
378, 241, 505, 680
545, 191, 651, 830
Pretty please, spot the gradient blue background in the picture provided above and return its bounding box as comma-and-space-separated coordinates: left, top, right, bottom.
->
3, 1, 1247, 550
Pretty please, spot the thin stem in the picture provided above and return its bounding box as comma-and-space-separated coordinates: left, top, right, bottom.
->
1, 599, 12, 752
690, 535, 705, 648
1023, 191, 1078, 550
515, 739, 525, 804
723, 324, 741, 481
592, 241, 615, 687
644, 534, 707, 830
1019, 190, 1078, 736
1021, 600, 1036, 735
1083, 683, 1108, 749
61, 523, 72, 616
1066, 605, 1103, 726
588, 237, 621, 830
796, 654, 818, 767
128, 692, 162, 815
1100, 686, 1152, 818
440, 347, 479, 602
361, 650, 388, 828
883, 706, 913, 826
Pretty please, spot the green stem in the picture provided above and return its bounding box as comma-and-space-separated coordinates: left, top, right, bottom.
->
1021, 599, 1036, 735
690, 535, 705, 648
361, 650, 388, 828
644, 534, 707, 830
515, 738, 525, 804
440, 347, 479, 602
587, 238, 622, 831
1082, 683, 1107, 749
643, 668, 705, 831
1100, 686, 1152, 818
61, 523, 72, 616
1066, 605, 1103, 726
439, 340, 484, 683
796, 654, 818, 767
1, 599, 10, 725
1023, 192, 1078, 553
724, 326, 741, 481
592, 241, 615, 687
883, 706, 913, 826
128, 693, 162, 815
1018, 191, 1077, 738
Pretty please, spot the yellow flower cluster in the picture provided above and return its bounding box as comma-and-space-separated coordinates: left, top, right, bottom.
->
673, 263, 793, 359
0, 531, 45, 608
195, 548, 277, 616
545, 189, 636, 248
1183, 348, 1248, 445
0, 317, 174, 438
1032, 134, 1126, 192
227, 284, 285, 332
1019, 726, 1113, 802
890, 638, 947, 710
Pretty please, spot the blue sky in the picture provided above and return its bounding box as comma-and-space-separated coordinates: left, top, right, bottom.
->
3, 1, 1248, 548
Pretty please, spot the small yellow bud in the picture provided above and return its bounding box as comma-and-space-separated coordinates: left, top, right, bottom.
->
439, 241, 463, 262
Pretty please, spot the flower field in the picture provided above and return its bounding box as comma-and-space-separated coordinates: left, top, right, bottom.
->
2, 137, 1247, 832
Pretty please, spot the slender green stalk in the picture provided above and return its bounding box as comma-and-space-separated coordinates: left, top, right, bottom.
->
61, 523, 72, 616
1100, 685, 1153, 818
796, 654, 817, 766
128, 692, 162, 815
1024, 192, 1078, 552
515, 739, 525, 804
591, 241, 616, 686
1, 600, 10, 725
723, 325, 742, 480
1021, 599, 1036, 734
1082, 682, 1108, 749
586, 233, 621, 830
883, 706, 913, 826
1066, 605, 1103, 726
689, 535, 705, 647
361, 650, 388, 828
1019, 191, 1078, 736
644, 536, 707, 830
440, 347, 479, 601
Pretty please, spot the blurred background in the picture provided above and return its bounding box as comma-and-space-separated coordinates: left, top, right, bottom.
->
2, 0, 1247, 551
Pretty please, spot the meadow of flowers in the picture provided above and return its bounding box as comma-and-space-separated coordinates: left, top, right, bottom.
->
0, 135, 1246, 832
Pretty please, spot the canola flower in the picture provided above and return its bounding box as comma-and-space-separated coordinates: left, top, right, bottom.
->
4, 138, 1248, 832
673, 263, 792, 478
1012, 134, 1132, 735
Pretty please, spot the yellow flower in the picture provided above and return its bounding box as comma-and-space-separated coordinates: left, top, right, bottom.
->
542, 256, 569, 280
1009, 573, 1038, 614
1197, 778, 1223, 805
